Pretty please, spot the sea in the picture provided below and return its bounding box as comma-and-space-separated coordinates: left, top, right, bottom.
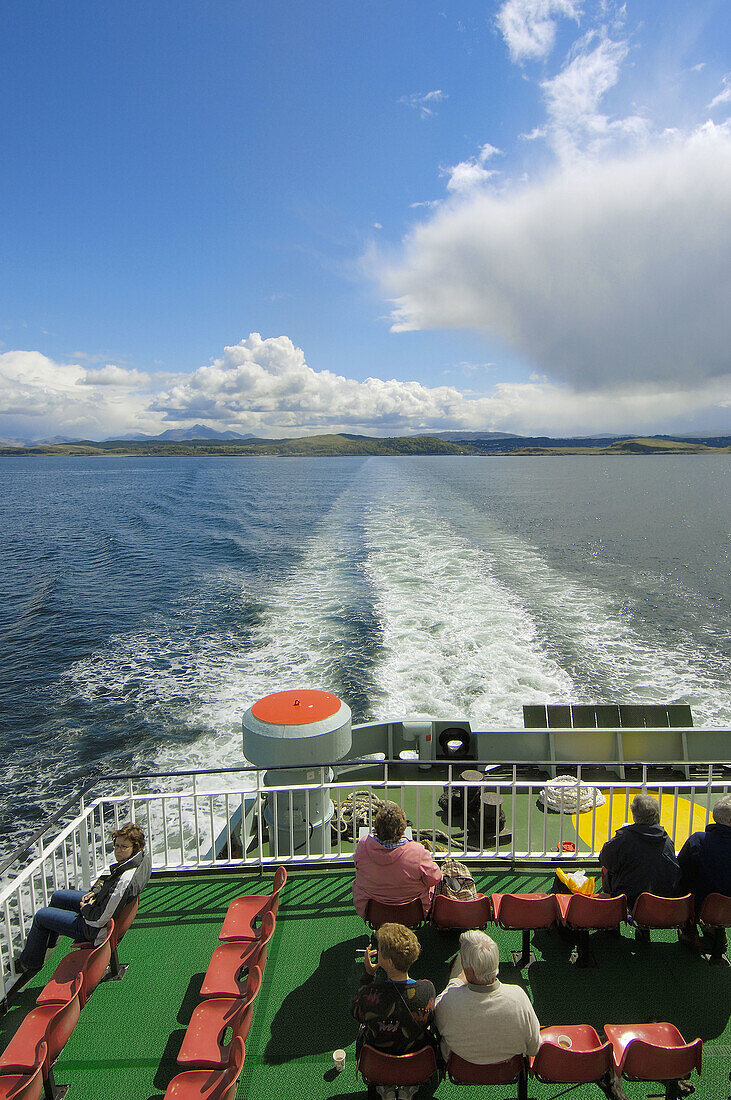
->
1, 454, 729, 859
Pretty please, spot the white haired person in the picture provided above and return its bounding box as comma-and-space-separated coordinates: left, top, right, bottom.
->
434, 930, 539, 1066
16, 823, 150, 973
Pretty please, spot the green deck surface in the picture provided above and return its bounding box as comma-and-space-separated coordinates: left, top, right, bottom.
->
2, 868, 729, 1100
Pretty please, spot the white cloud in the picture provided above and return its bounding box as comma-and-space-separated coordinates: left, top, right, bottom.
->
442, 142, 503, 194
399, 90, 447, 118
496, 0, 582, 63
380, 124, 731, 395
1, 333, 728, 441
708, 74, 731, 112
540, 31, 649, 161
79, 364, 151, 387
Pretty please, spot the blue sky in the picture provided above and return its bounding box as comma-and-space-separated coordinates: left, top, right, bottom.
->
1, 0, 729, 440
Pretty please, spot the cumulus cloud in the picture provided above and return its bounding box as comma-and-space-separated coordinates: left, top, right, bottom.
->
79, 364, 151, 387
0, 350, 159, 437
381, 124, 731, 394
399, 90, 447, 118
1, 335, 728, 441
496, 0, 582, 63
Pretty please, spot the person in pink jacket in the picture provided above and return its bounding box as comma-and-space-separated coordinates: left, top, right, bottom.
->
353, 802, 442, 919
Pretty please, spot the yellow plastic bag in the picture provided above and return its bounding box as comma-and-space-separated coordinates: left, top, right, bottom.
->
556, 867, 596, 896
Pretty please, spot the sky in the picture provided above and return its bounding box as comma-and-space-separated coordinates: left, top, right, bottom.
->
1, 0, 730, 441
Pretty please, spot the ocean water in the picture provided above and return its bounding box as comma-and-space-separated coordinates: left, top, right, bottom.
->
0, 455, 729, 852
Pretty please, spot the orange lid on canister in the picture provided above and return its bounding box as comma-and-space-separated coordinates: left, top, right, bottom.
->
251, 689, 342, 727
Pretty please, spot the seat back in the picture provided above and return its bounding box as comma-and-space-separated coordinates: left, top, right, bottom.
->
0, 1041, 47, 1100
219, 1036, 246, 1100
111, 896, 139, 949
532, 1038, 612, 1083
239, 963, 263, 1010
358, 1044, 437, 1086
619, 1037, 702, 1081
39, 920, 114, 1009
251, 910, 276, 971
447, 1052, 526, 1085
492, 893, 555, 930
365, 898, 424, 930
698, 893, 731, 928
430, 893, 492, 930
562, 893, 627, 930
631, 893, 694, 929
45, 974, 83, 1066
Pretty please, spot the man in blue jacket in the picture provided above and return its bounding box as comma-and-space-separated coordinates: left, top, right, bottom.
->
599, 793, 680, 908
677, 795, 731, 951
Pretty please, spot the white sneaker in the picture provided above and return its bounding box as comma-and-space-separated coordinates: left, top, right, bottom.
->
376, 1088, 397, 1100
398, 1088, 419, 1100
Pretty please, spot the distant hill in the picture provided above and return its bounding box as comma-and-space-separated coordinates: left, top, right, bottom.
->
2, 432, 728, 458
108, 425, 256, 442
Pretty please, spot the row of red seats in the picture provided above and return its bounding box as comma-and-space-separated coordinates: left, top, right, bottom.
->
0, 895, 140, 1100
163, 866, 287, 1100
366, 889, 731, 968
358, 1020, 702, 1100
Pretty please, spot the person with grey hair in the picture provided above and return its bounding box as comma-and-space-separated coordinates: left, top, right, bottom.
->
677, 794, 731, 949
599, 793, 680, 907
433, 931, 540, 1066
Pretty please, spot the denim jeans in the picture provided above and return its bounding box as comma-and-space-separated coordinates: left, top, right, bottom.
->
18, 888, 95, 970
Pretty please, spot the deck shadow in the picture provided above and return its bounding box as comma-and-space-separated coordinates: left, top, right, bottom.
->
265, 937, 362, 1064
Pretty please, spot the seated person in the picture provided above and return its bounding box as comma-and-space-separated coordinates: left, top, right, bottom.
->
434, 930, 540, 1066
353, 802, 441, 919
16, 822, 150, 973
677, 794, 731, 947
351, 921, 436, 1100
599, 793, 680, 908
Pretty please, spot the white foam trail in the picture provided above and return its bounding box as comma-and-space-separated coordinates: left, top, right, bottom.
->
361, 495, 575, 725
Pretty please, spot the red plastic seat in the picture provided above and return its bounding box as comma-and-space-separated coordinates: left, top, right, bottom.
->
491, 893, 555, 968
531, 1024, 612, 1083
698, 893, 731, 965
604, 1022, 702, 1100
164, 1035, 245, 1100
430, 893, 492, 930
200, 915, 273, 998
38, 920, 114, 1008
107, 895, 140, 979
177, 964, 262, 1068
357, 1044, 438, 1088
364, 898, 425, 930
218, 866, 286, 942
0, 974, 82, 1100
0, 1040, 46, 1100
554, 894, 627, 967
447, 1052, 528, 1099
630, 893, 694, 940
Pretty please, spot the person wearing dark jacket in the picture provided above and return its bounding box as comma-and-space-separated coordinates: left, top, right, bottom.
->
599, 794, 680, 908
677, 795, 731, 949
16, 823, 150, 973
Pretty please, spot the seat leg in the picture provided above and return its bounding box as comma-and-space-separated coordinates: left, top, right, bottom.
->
704, 927, 729, 966
572, 928, 596, 968
105, 946, 128, 981
45, 1065, 70, 1100
511, 929, 535, 969
517, 1062, 528, 1100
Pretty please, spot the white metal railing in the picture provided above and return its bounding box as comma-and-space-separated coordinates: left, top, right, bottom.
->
1, 760, 728, 996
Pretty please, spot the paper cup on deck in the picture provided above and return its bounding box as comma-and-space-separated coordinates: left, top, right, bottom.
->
556, 1034, 573, 1049
333, 1050, 346, 1071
